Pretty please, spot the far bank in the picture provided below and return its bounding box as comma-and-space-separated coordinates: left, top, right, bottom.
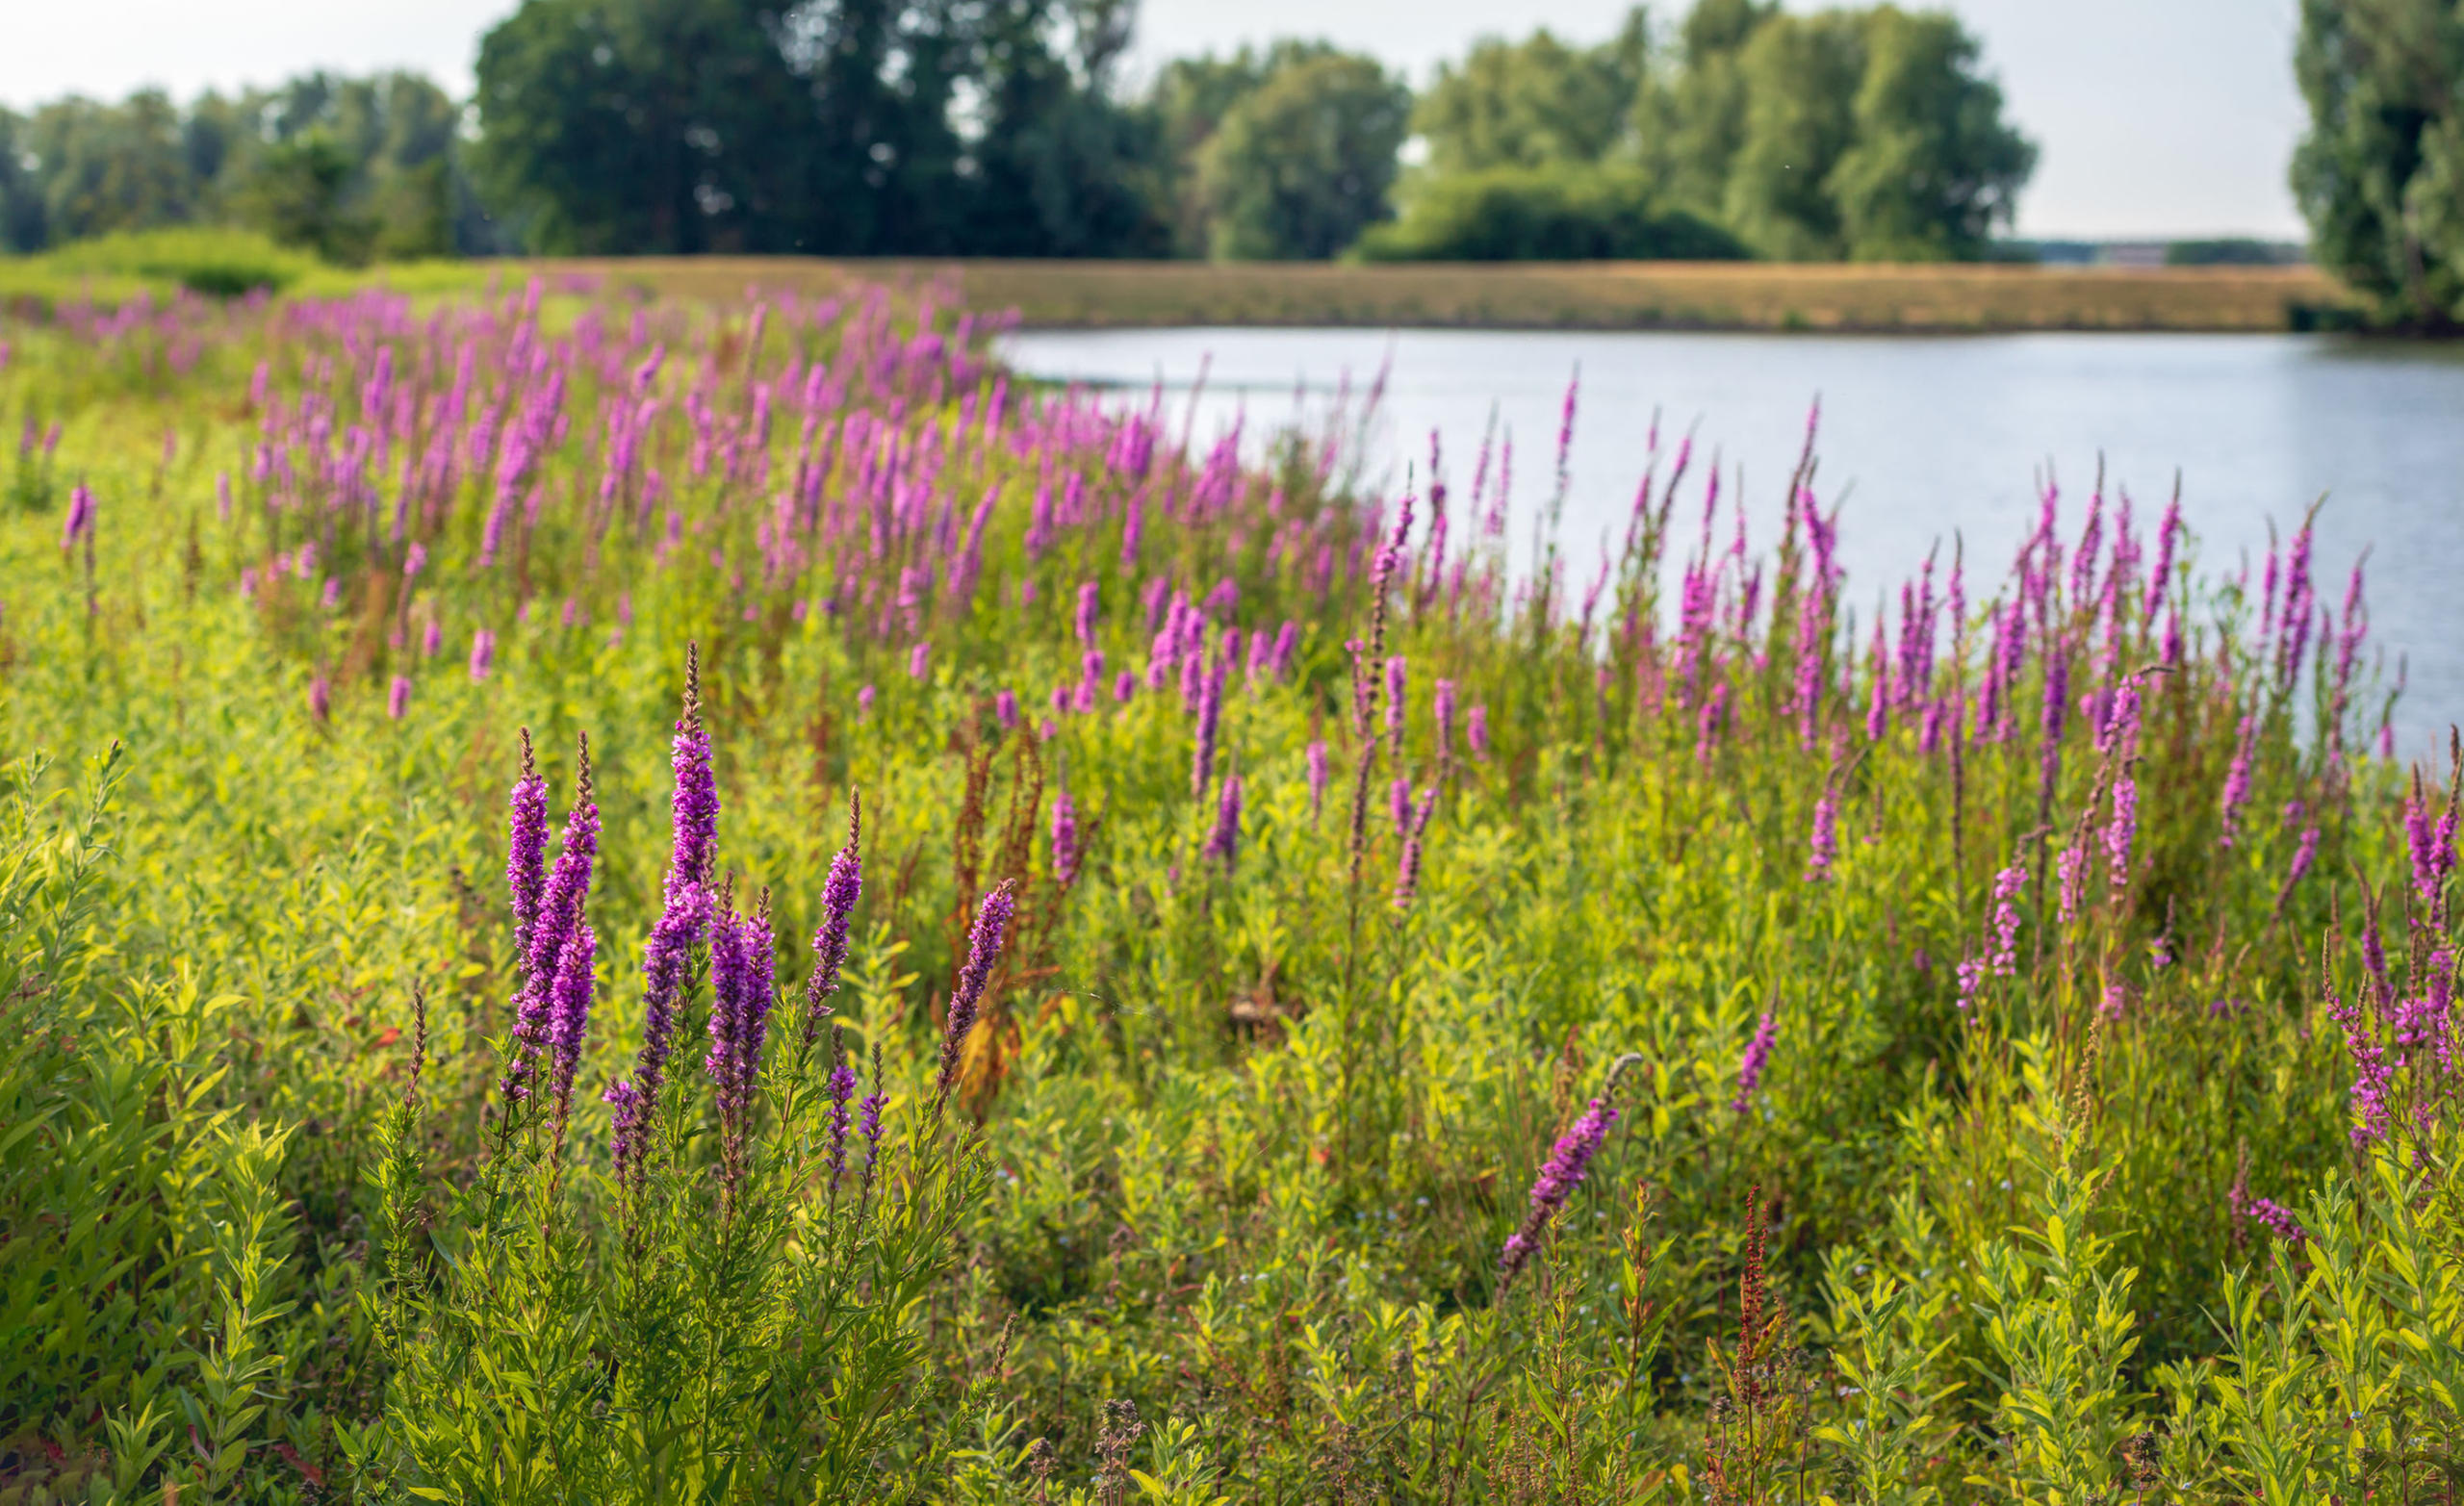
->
558, 257, 2360, 335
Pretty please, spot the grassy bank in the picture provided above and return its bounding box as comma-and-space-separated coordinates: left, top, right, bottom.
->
0, 270, 2450, 1502
568, 255, 2360, 332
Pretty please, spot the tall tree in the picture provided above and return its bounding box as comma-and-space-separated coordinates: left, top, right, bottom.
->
1195, 49, 1411, 260
1722, 12, 1863, 259
962, 0, 1169, 257
1412, 16, 1650, 176
1829, 8, 2033, 260
25, 92, 197, 243
0, 110, 43, 252
2292, 0, 2464, 326
1637, 0, 1777, 217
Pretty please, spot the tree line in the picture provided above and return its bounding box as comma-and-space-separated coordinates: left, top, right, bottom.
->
0, 0, 2048, 267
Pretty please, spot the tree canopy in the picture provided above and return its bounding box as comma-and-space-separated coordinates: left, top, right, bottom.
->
2292, 0, 2464, 327
2, 0, 2040, 266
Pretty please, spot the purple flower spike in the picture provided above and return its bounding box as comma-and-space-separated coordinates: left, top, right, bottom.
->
1732, 1012, 1778, 1113
388, 675, 412, 720
1207, 776, 1244, 873
1052, 789, 1082, 887
505, 730, 551, 994
825, 1048, 860, 1194
705, 899, 778, 1183
611, 651, 719, 1195
61, 483, 93, 550
548, 921, 597, 1129
804, 790, 863, 1050
938, 881, 1016, 1094
504, 738, 598, 1107
1306, 740, 1329, 816
470, 627, 497, 681
1805, 790, 1838, 882
1499, 1095, 1618, 1285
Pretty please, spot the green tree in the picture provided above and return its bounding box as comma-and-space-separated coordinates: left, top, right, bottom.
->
1195, 49, 1411, 260
25, 92, 198, 243
1358, 162, 1744, 261
0, 110, 44, 251
2292, 0, 2464, 326
226, 131, 372, 264
962, 0, 1169, 257
1144, 42, 1325, 256
1412, 15, 1650, 176
1828, 7, 2034, 260
1637, 0, 1777, 217
1722, 11, 1863, 259
472, 0, 832, 254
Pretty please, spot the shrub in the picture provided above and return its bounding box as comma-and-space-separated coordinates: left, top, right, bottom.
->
1355, 164, 1747, 262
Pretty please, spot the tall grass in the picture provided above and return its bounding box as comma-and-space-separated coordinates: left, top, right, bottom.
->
0, 272, 2452, 1503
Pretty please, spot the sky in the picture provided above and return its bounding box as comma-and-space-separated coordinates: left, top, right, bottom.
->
0, 0, 2308, 240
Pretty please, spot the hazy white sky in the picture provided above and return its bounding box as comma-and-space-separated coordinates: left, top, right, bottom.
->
0, 0, 2308, 239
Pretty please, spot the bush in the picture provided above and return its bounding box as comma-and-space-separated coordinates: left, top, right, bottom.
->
20, 227, 322, 298
1354, 165, 1748, 262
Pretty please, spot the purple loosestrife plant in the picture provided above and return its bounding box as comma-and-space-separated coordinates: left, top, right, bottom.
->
506, 728, 550, 964
938, 881, 1016, 1097
503, 738, 598, 1108
607, 654, 721, 1196
824, 1035, 860, 1196
1306, 740, 1329, 816
1732, 1012, 1778, 1113
1499, 1095, 1618, 1289
1957, 862, 2029, 1010
1206, 776, 1243, 873
1051, 789, 1082, 887
803, 791, 863, 1052
547, 922, 597, 1136
705, 897, 778, 1200
1805, 790, 1838, 882
2219, 715, 2256, 849
1393, 785, 1439, 911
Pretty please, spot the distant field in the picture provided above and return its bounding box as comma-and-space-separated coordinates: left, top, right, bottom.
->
557, 255, 2360, 333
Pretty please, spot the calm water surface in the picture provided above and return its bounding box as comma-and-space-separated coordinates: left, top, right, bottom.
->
1003, 327, 2464, 753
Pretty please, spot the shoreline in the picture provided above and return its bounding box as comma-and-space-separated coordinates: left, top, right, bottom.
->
558, 256, 2364, 336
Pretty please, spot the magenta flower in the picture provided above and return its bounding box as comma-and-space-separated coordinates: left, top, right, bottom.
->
2219, 714, 2255, 849
547, 921, 597, 1131
1052, 789, 1082, 887
1393, 785, 1438, 910
938, 881, 1016, 1093
2107, 776, 2139, 895
1467, 704, 1490, 761
1306, 739, 1329, 817
1206, 775, 1243, 872
1732, 1012, 1778, 1112
470, 627, 497, 681
1805, 790, 1837, 882
60, 483, 93, 550
1499, 1095, 1617, 1285
504, 740, 598, 1107
609, 669, 720, 1194
505, 733, 551, 978
803, 792, 862, 1050
388, 675, 412, 720
704, 901, 778, 1189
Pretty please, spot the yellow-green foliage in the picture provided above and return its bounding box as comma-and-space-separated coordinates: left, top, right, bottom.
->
0, 278, 2454, 1504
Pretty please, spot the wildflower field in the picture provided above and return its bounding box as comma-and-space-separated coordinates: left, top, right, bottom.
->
0, 275, 2456, 1505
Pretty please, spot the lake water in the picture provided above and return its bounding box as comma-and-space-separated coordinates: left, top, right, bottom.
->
1003, 326, 2464, 756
